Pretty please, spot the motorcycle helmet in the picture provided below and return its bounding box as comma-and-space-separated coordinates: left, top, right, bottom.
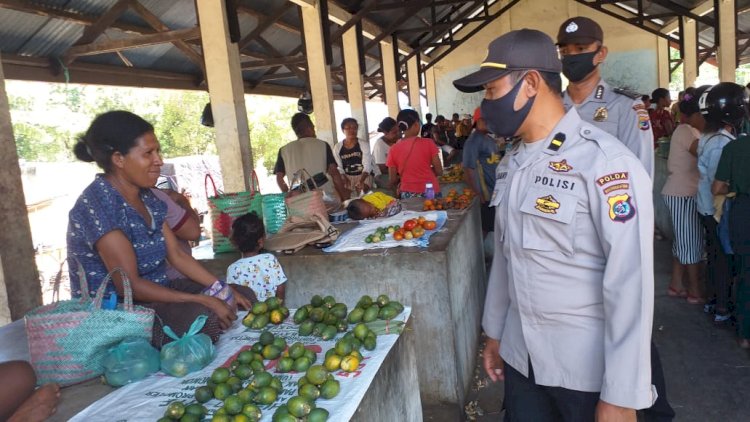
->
699, 82, 748, 129
297, 92, 313, 114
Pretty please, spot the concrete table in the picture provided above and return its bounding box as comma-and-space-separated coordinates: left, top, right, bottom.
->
197, 198, 487, 405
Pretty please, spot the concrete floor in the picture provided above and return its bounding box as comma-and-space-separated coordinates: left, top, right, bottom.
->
425, 237, 750, 421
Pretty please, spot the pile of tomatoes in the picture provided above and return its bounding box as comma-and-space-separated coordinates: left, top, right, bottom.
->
423, 188, 475, 211
364, 217, 438, 243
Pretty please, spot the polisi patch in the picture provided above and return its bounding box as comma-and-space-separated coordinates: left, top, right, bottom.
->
535, 195, 560, 214
548, 159, 573, 173
608, 193, 635, 222
534, 175, 576, 191
596, 172, 628, 186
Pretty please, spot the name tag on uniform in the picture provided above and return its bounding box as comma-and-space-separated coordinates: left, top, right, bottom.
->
490, 181, 506, 207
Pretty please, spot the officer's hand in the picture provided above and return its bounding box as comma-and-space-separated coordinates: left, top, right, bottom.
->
482, 337, 504, 382
595, 400, 636, 422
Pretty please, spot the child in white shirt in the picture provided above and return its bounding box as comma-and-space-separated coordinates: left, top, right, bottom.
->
227, 212, 287, 301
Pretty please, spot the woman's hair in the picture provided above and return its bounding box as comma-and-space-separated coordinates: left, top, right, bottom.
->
396, 109, 420, 132
377, 117, 397, 133
340, 117, 358, 130
230, 212, 265, 253
651, 88, 670, 103
73, 110, 153, 172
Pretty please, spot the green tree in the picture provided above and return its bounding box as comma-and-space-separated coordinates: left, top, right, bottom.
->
151, 91, 214, 157
13, 122, 67, 161
247, 102, 297, 174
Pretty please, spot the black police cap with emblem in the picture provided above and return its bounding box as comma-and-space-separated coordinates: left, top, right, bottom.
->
557, 16, 603, 45
453, 29, 562, 93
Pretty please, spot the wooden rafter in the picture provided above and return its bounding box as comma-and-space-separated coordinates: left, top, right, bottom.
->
241, 57, 308, 70
238, 3, 292, 51
73, 0, 133, 47
363, 0, 433, 52
128, 1, 204, 71
64, 27, 201, 60
255, 36, 308, 82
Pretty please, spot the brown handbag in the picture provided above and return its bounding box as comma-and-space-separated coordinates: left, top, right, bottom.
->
285, 169, 328, 220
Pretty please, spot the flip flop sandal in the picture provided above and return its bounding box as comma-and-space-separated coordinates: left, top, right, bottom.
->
667, 286, 687, 298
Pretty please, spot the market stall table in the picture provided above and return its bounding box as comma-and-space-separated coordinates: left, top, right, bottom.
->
196, 197, 486, 405
0, 309, 419, 421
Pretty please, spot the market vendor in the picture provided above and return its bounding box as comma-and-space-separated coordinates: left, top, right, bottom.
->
346, 191, 402, 220
66, 110, 254, 347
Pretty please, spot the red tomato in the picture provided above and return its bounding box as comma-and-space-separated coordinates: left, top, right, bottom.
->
393, 232, 404, 241
423, 220, 437, 231
403, 219, 417, 231
412, 227, 425, 238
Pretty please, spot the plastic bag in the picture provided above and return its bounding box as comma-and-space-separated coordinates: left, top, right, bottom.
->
160, 315, 216, 377
102, 337, 160, 387
202, 280, 237, 311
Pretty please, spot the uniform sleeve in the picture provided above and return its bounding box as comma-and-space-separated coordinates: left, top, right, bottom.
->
589, 154, 654, 409
481, 212, 511, 341
619, 99, 654, 179
360, 140, 372, 173
714, 141, 733, 183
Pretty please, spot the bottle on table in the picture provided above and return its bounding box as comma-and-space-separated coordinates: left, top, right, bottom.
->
424, 182, 435, 199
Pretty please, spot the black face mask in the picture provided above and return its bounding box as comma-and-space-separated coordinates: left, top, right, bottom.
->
561, 49, 599, 83
480, 75, 535, 138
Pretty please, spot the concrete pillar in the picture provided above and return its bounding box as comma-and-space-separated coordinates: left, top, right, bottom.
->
682, 17, 697, 89
407, 55, 422, 116
380, 40, 400, 118
0, 52, 41, 322
301, 4, 337, 145
343, 27, 369, 141
717, 0, 737, 82
657, 37, 670, 89
566, 0, 578, 17
425, 67, 438, 116
196, 0, 252, 193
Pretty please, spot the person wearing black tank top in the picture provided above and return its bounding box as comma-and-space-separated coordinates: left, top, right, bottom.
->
333, 118, 372, 197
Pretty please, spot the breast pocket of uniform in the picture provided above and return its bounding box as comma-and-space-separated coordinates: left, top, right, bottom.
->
519, 186, 577, 256
489, 180, 509, 242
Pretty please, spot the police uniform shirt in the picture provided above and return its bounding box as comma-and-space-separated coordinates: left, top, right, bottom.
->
563, 79, 654, 178
485, 108, 655, 409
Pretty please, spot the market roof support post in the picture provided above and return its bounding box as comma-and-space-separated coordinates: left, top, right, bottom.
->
407, 55, 422, 116
718, 0, 737, 82
0, 52, 41, 323
425, 67, 438, 115
380, 40, 401, 118
343, 26, 369, 141
301, 3, 337, 145
682, 16, 698, 88
196, 0, 253, 193
657, 37, 670, 88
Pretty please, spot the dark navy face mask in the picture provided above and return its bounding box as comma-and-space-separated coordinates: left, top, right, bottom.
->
561, 49, 599, 83
481, 75, 535, 138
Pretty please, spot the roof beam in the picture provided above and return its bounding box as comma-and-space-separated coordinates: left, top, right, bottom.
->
75, 0, 133, 46
238, 3, 292, 51
129, 1, 204, 71
241, 56, 308, 70
286, 0, 416, 55
661, 0, 714, 34
64, 27, 201, 59
363, 0, 432, 53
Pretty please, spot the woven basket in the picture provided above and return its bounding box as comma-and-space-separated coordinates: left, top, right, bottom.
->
205, 174, 256, 254
262, 193, 288, 234
25, 266, 155, 386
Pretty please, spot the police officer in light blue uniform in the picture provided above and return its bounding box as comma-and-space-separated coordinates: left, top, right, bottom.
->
454, 29, 655, 421
557, 17, 654, 179
557, 16, 674, 421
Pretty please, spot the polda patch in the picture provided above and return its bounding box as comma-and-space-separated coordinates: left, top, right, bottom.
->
607, 193, 635, 222
596, 172, 628, 186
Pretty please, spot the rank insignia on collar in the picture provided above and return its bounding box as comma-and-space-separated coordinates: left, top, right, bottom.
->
608, 193, 635, 222
535, 195, 560, 214
549, 159, 573, 172
547, 132, 566, 152
595, 85, 604, 100
594, 106, 608, 122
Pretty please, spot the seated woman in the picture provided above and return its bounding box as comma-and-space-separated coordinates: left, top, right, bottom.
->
386, 109, 443, 199
66, 110, 254, 348
333, 117, 372, 197
0, 361, 59, 422
346, 192, 402, 220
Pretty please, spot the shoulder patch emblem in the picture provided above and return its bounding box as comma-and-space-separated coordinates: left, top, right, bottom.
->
549, 159, 573, 172
608, 193, 636, 222
535, 195, 560, 214
603, 183, 629, 195
638, 111, 651, 131
597, 172, 629, 186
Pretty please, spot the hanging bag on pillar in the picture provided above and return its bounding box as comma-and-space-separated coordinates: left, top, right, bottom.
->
205, 174, 254, 254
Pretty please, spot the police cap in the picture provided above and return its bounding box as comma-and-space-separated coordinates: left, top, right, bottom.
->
557, 16, 603, 45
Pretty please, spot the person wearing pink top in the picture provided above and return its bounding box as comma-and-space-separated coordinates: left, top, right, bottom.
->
661, 88, 707, 304
386, 109, 443, 198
